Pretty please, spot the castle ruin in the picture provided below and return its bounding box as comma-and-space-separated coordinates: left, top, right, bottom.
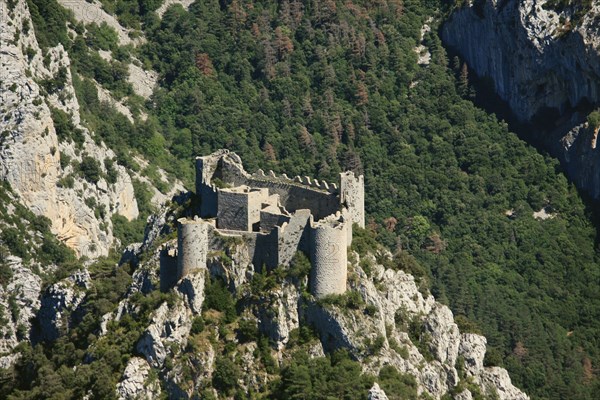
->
171, 149, 364, 299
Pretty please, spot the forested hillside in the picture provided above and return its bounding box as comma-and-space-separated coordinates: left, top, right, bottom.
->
134, 1, 600, 397
3, 0, 600, 398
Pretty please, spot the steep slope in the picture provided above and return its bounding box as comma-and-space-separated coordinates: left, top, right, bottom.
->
2, 0, 600, 399
1, 194, 529, 399
0, 182, 76, 368
442, 0, 600, 122
1, 0, 139, 257
442, 0, 600, 198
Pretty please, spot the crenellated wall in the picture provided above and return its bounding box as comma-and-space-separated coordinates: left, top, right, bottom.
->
195, 151, 343, 221
174, 150, 363, 297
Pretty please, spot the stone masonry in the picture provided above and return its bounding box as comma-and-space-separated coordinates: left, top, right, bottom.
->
170, 150, 364, 298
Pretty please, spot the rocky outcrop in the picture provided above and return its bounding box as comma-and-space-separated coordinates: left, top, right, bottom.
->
0, 0, 139, 257
459, 333, 488, 377
442, 1, 600, 199
105, 204, 528, 399
177, 270, 206, 315
156, 0, 195, 17
258, 283, 300, 351
57, 0, 141, 46
36, 269, 91, 342
442, 0, 600, 122
303, 252, 528, 399
368, 383, 389, 400
136, 300, 193, 368
116, 357, 161, 400
0, 256, 42, 368
558, 120, 600, 199
482, 367, 529, 400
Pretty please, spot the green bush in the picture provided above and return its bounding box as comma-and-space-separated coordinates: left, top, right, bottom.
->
378, 365, 418, 400
236, 319, 258, 343
1, 227, 28, 260
587, 110, 600, 130
204, 277, 237, 323
111, 214, 145, 245
190, 316, 205, 335
212, 356, 240, 394
287, 251, 311, 280
85, 22, 119, 51
78, 156, 102, 184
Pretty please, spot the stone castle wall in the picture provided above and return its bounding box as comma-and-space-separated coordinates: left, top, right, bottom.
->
217, 188, 268, 231
196, 153, 341, 221
276, 209, 311, 267
171, 150, 366, 298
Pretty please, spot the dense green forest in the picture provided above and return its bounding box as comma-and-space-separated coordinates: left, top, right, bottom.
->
5, 0, 600, 398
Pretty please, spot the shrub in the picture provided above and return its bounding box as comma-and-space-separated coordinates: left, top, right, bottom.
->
85, 22, 119, 51
78, 156, 102, 184
204, 277, 237, 323
378, 365, 418, 400
191, 316, 205, 335
212, 357, 240, 394
288, 251, 311, 280
57, 175, 75, 189
237, 319, 258, 343
1, 227, 28, 260
588, 110, 600, 130
104, 159, 118, 184
484, 347, 504, 367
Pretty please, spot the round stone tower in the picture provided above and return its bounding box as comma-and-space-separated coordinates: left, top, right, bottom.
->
177, 217, 208, 280
309, 218, 348, 298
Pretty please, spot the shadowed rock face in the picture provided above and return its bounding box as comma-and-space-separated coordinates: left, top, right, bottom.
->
442, 1, 600, 199
442, 1, 600, 122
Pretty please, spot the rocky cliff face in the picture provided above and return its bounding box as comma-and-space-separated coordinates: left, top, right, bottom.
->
1, 0, 139, 258
442, 0, 600, 198
442, 0, 600, 122
108, 211, 528, 400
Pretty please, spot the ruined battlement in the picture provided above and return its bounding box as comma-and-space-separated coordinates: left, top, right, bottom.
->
251, 169, 339, 193
165, 150, 365, 298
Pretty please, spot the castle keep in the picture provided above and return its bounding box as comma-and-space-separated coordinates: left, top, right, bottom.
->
174, 149, 364, 298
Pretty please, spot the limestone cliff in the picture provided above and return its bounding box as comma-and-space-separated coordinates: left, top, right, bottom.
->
1, 0, 140, 258
105, 206, 528, 400
442, 0, 600, 122
442, 0, 600, 199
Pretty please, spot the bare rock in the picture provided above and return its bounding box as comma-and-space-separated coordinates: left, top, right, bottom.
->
442, 0, 600, 122
482, 367, 529, 400
455, 389, 473, 400
368, 382, 389, 400
36, 269, 90, 342
177, 270, 206, 315
116, 357, 161, 400
0, 0, 139, 258
0, 256, 42, 366
136, 301, 192, 368
424, 304, 460, 366
459, 333, 487, 377
259, 282, 300, 350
